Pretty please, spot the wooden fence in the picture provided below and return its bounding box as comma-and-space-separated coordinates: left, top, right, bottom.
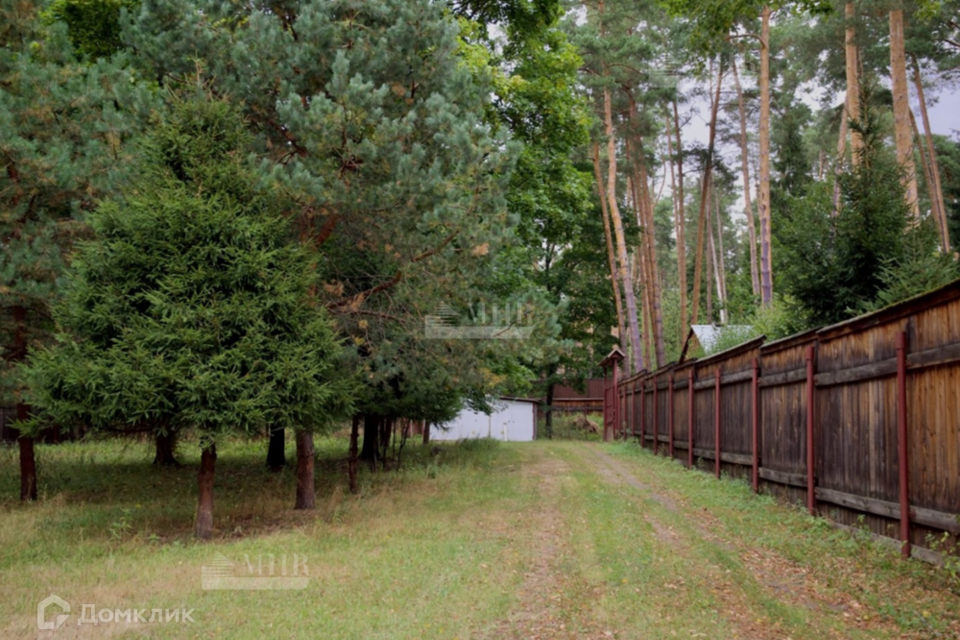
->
546, 379, 605, 413
614, 281, 960, 561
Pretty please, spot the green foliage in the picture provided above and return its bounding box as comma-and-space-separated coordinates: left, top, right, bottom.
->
776, 89, 955, 328
661, 0, 832, 54
45, 0, 137, 59
24, 93, 354, 443
934, 133, 960, 249
452, 0, 560, 44
747, 297, 804, 340
1, 0, 155, 402
867, 230, 959, 312
703, 324, 758, 355
122, 0, 536, 422
926, 531, 960, 588
697, 298, 804, 358
456, 10, 611, 394
771, 97, 813, 208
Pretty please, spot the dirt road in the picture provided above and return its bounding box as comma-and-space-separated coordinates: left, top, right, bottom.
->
488, 441, 959, 640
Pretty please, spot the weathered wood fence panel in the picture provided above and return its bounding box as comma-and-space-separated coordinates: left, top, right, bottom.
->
672, 360, 695, 464
902, 289, 960, 536
691, 359, 717, 471
758, 332, 816, 505
549, 379, 606, 413
612, 281, 960, 561
816, 312, 904, 543
655, 367, 672, 454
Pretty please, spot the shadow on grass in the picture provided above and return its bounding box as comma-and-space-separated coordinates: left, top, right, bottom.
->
0, 434, 504, 544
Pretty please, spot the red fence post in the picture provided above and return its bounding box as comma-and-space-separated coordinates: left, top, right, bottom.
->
653, 376, 659, 455
687, 368, 694, 468
715, 369, 722, 479
751, 357, 760, 493
805, 345, 816, 515
614, 388, 627, 440
897, 331, 910, 559
622, 385, 628, 439
640, 379, 646, 449
668, 372, 675, 459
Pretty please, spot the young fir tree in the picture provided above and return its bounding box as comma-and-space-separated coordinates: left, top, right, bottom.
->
777, 86, 956, 328
25, 93, 353, 538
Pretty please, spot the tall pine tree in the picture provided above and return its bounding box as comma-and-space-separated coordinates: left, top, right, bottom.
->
1, 0, 153, 499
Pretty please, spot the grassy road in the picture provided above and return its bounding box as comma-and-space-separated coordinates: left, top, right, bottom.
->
1, 438, 957, 639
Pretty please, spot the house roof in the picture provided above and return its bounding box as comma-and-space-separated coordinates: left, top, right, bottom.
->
679, 324, 753, 363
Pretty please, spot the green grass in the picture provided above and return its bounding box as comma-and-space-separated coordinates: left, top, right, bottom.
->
0, 435, 528, 639
0, 437, 957, 639
599, 441, 960, 639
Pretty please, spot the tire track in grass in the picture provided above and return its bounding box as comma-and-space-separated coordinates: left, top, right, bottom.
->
577, 444, 887, 640
560, 444, 773, 639
583, 444, 936, 640
481, 448, 609, 640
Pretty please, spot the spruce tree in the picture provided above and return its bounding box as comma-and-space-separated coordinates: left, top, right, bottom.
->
123, 0, 537, 443
25, 92, 352, 537
777, 87, 955, 327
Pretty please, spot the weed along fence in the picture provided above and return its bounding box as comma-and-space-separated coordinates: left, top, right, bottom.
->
610, 280, 960, 562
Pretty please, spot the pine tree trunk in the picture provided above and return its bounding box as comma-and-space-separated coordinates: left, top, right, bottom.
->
360, 414, 379, 470
544, 381, 555, 439
603, 86, 644, 372
18, 409, 37, 502
705, 188, 715, 323
593, 144, 627, 348
758, 6, 774, 307
889, 9, 921, 220
194, 444, 216, 540
635, 247, 653, 369
732, 59, 760, 297
633, 131, 666, 368
266, 426, 286, 471
294, 430, 315, 510
639, 179, 660, 369
379, 417, 392, 465
910, 107, 937, 223
912, 58, 950, 251
666, 114, 682, 326
13, 305, 36, 502
349, 416, 359, 494
845, 2, 863, 164
714, 187, 728, 325
671, 101, 689, 339
833, 105, 849, 218
626, 167, 652, 370
692, 61, 724, 325
153, 430, 180, 467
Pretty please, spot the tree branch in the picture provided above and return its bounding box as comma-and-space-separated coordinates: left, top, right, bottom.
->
325, 230, 459, 311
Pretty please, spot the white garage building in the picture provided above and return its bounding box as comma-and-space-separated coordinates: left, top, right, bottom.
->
430, 397, 538, 442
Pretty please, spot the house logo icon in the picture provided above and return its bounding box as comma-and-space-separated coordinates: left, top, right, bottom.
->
37, 594, 70, 630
